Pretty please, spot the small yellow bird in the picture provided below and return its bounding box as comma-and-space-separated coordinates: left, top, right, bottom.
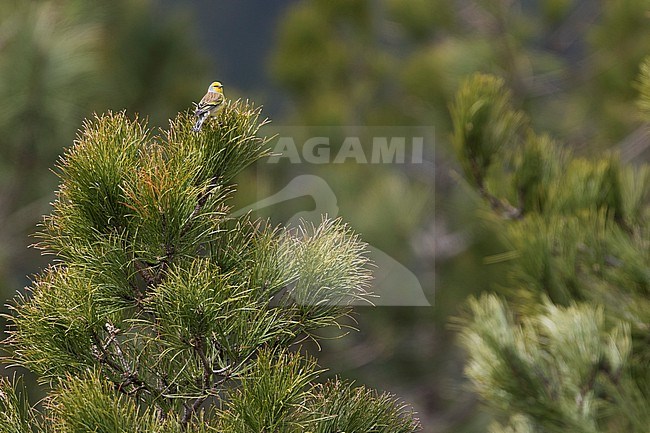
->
192, 81, 225, 132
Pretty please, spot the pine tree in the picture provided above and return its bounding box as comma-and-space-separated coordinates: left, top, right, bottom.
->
450, 64, 650, 432
270, 4, 650, 429
1, 102, 420, 432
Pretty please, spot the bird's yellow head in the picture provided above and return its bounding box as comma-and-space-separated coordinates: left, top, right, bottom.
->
208, 81, 224, 93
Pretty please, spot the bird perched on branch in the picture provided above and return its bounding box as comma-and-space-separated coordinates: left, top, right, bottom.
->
193, 81, 225, 132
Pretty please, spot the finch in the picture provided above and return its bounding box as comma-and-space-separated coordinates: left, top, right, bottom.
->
193, 81, 225, 132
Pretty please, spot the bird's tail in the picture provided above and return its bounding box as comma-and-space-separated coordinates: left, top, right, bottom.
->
192, 113, 208, 132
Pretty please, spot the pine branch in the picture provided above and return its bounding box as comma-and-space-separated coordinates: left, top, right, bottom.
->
91, 322, 166, 404
181, 337, 215, 427
478, 183, 523, 219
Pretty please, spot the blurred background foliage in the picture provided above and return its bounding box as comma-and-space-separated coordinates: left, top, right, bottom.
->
1, 0, 650, 432
0, 0, 208, 294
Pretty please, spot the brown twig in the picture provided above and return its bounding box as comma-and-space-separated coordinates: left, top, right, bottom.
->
91, 322, 166, 401
180, 338, 214, 427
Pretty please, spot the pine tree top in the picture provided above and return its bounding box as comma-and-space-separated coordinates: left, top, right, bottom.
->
1, 101, 421, 431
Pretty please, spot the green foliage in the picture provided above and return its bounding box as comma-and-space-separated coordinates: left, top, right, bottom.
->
215, 351, 420, 433
511, 133, 562, 214
459, 295, 631, 432
218, 350, 320, 432
386, 0, 455, 40
48, 373, 161, 433
451, 74, 526, 190
2, 103, 419, 430
451, 72, 650, 432
56, 112, 148, 234
0, 377, 37, 433
309, 380, 420, 433
287, 219, 372, 310
7, 266, 100, 379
